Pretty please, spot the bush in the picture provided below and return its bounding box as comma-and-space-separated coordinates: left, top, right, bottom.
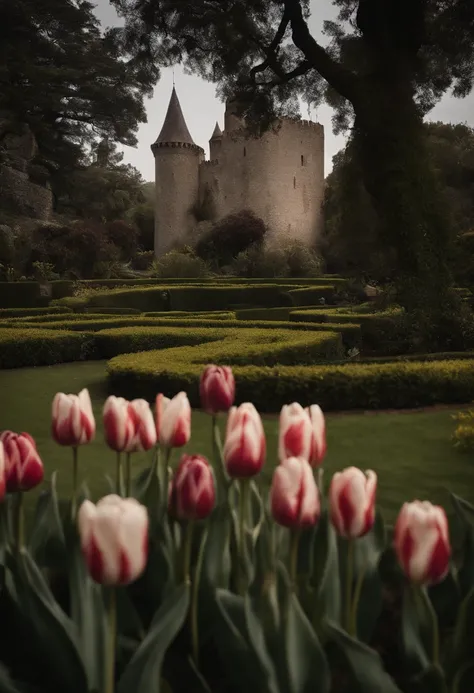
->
284, 240, 324, 277
153, 249, 210, 278
0, 328, 96, 368
231, 244, 289, 277
0, 306, 72, 318
195, 210, 266, 267
0, 281, 41, 308
51, 280, 75, 299
288, 286, 336, 305
133, 250, 155, 271
452, 409, 474, 453
105, 220, 139, 261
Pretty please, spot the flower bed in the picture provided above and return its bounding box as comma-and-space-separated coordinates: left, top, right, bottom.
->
0, 366, 471, 693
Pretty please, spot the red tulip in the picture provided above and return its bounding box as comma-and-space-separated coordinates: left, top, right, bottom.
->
0, 431, 44, 492
78, 494, 149, 585
271, 457, 320, 529
306, 405, 327, 467
103, 397, 156, 453
200, 365, 235, 414
155, 392, 191, 448
278, 403, 313, 462
394, 501, 451, 585
329, 467, 377, 538
169, 454, 215, 521
223, 403, 266, 478
52, 388, 95, 446
0, 442, 6, 501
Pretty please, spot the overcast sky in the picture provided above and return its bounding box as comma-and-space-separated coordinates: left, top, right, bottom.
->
94, 0, 474, 182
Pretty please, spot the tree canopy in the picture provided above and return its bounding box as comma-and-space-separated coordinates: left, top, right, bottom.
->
0, 0, 158, 200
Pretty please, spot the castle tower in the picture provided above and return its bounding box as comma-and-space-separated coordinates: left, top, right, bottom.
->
151, 87, 204, 256
224, 99, 245, 133
209, 121, 222, 160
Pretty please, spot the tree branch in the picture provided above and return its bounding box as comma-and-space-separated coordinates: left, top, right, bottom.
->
250, 6, 291, 81
284, 0, 358, 103
254, 59, 312, 86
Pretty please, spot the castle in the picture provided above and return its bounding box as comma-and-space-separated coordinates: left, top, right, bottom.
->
151, 87, 325, 257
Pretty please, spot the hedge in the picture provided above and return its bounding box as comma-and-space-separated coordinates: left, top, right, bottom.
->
51, 280, 75, 299
287, 286, 336, 306
0, 329, 96, 368
0, 282, 41, 308
0, 316, 362, 350
143, 311, 236, 320
235, 306, 326, 321
77, 276, 347, 288
0, 306, 72, 318
86, 307, 143, 315
106, 353, 474, 413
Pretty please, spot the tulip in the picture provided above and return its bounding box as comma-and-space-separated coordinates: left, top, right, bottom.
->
223, 403, 266, 478
278, 403, 313, 463
0, 442, 6, 502
329, 467, 377, 539
103, 396, 156, 453
199, 365, 235, 415
394, 501, 451, 585
155, 392, 191, 448
0, 431, 44, 492
271, 456, 320, 529
306, 404, 327, 467
78, 494, 149, 585
169, 454, 215, 522
51, 388, 95, 446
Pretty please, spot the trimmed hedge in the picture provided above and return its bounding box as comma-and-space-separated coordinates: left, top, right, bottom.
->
86, 307, 143, 315
0, 316, 362, 351
77, 276, 347, 288
235, 306, 327, 321
51, 280, 75, 299
0, 306, 72, 318
106, 353, 474, 413
143, 311, 236, 320
0, 328, 96, 368
0, 282, 40, 308
288, 286, 336, 306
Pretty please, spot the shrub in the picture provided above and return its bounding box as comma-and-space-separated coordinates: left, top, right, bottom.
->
231, 244, 289, 278
195, 209, 266, 267
0, 281, 41, 308
51, 280, 75, 299
0, 328, 96, 368
288, 286, 336, 305
452, 409, 474, 453
105, 220, 139, 261
153, 249, 210, 278
126, 202, 154, 251
284, 240, 324, 277
133, 250, 155, 271
0, 306, 72, 318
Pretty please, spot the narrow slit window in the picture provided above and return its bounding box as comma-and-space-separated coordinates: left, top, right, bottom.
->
293, 176, 296, 189
301, 154, 305, 166
243, 147, 246, 157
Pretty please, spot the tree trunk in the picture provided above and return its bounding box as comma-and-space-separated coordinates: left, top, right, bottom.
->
352, 74, 471, 349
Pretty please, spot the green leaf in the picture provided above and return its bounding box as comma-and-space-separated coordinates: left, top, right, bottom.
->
451, 660, 474, 693
312, 511, 341, 628
28, 472, 65, 567
13, 550, 88, 693
409, 664, 448, 693
285, 592, 330, 693
201, 504, 231, 591
450, 586, 474, 675
117, 583, 190, 693
429, 569, 461, 629
244, 596, 280, 693
68, 541, 107, 692
0, 665, 23, 693
325, 621, 403, 693
401, 585, 435, 675
214, 588, 273, 692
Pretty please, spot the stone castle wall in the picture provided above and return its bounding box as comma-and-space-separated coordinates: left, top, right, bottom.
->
199, 118, 324, 246
153, 142, 203, 256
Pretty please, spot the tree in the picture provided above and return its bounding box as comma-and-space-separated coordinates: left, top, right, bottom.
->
0, 0, 158, 204
324, 121, 474, 279
111, 0, 474, 347
195, 210, 267, 268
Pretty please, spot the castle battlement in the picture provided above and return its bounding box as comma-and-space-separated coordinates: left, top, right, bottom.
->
280, 117, 324, 133
151, 140, 204, 154
200, 159, 219, 168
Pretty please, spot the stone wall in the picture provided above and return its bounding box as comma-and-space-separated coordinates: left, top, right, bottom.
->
0, 164, 52, 220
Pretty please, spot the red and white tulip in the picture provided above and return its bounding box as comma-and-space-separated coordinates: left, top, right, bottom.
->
394, 501, 451, 585
103, 396, 156, 453
199, 365, 235, 415
0, 442, 6, 502
51, 388, 95, 446
279, 403, 313, 462
329, 467, 377, 538
0, 431, 44, 492
155, 392, 191, 448
169, 454, 215, 521
271, 456, 320, 529
223, 403, 266, 478
306, 404, 326, 467
78, 494, 149, 585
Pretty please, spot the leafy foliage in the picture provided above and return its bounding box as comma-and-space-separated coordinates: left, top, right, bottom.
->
195, 210, 267, 268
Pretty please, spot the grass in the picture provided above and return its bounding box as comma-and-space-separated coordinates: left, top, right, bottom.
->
0, 361, 472, 523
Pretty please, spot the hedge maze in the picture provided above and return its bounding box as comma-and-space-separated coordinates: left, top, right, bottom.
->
1, 277, 474, 412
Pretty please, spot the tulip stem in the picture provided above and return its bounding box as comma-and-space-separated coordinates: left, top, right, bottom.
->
71, 446, 78, 521
125, 453, 132, 497
191, 527, 208, 668
212, 415, 226, 500
162, 447, 172, 511
413, 585, 440, 665
105, 587, 116, 693
15, 492, 24, 553
116, 452, 124, 497
349, 566, 366, 638
183, 521, 194, 584
238, 479, 250, 595
289, 528, 301, 589
345, 539, 355, 635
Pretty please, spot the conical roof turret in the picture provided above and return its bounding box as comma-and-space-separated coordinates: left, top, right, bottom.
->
210, 121, 222, 140
153, 87, 195, 146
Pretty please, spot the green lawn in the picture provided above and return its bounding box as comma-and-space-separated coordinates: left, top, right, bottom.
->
0, 361, 472, 523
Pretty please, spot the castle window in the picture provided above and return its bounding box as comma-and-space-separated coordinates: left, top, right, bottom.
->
301, 154, 305, 166
243, 147, 246, 157
293, 176, 296, 189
